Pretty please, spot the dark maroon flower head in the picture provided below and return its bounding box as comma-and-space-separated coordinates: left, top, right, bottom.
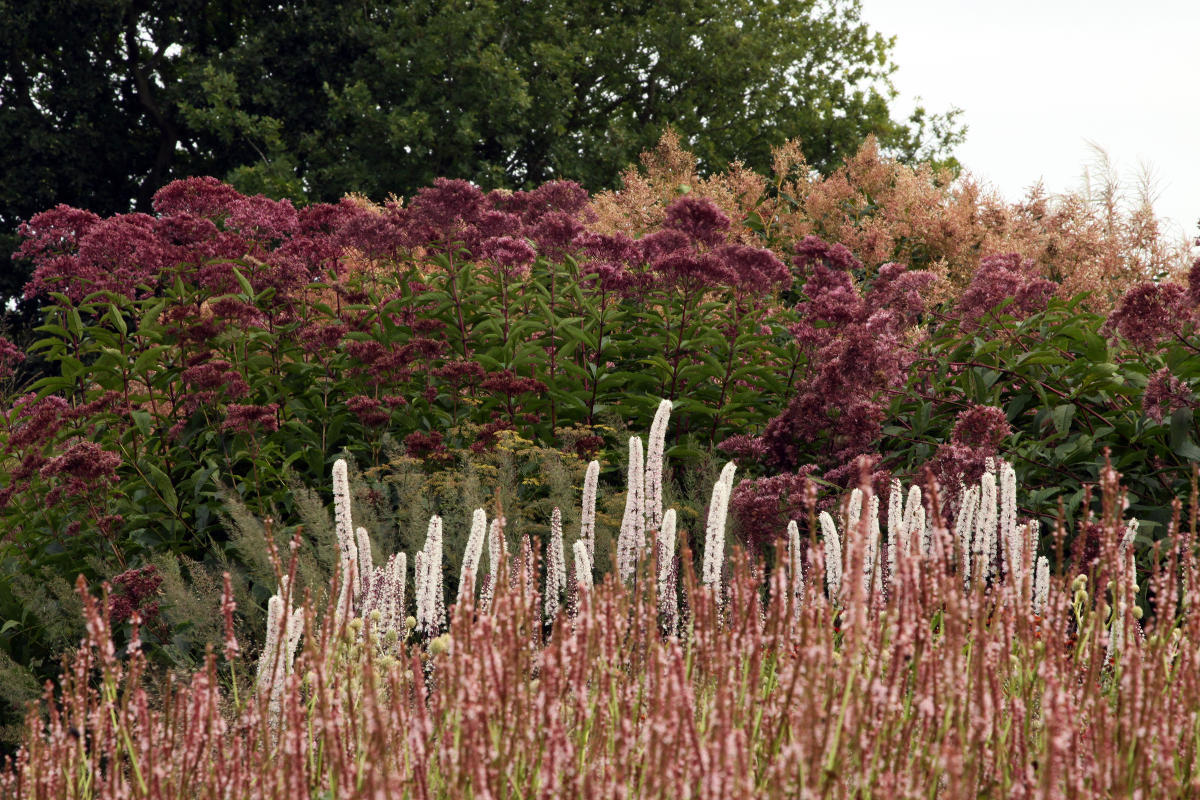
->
151, 177, 242, 218
1188, 258, 1200, 306
473, 209, 523, 242
298, 322, 347, 355
347, 395, 391, 427
794, 236, 863, 274
39, 440, 121, 484
6, 394, 70, 450
574, 231, 640, 264
404, 430, 449, 460
0, 337, 25, 380
653, 251, 735, 288
663, 196, 730, 247
802, 262, 866, 327
405, 178, 486, 244
470, 420, 515, 453
524, 181, 591, 220
226, 195, 300, 241
1143, 367, 1194, 423
716, 433, 768, 463
583, 261, 637, 295
528, 211, 584, 260
1105, 281, 1191, 349
715, 244, 791, 294
956, 253, 1056, 329
479, 236, 537, 278
221, 403, 279, 434
433, 359, 486, 389
637, 229, 691, 265
951, 404, 1012, 449
868, 262, 937, 323
481, 369, 548, 397
109, 565, 163, 624
729, 468, 819, 550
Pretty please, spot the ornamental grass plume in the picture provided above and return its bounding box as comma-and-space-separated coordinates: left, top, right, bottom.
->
701, 461, 737, 591
544, 507, 567, 623
617, 435, 646, 583
645, 398, 673, 531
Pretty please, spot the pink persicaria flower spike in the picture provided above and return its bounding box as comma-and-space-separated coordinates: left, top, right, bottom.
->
645, 399, 673, 532
581, 460, 599, 562
459, 508, 488, 605
617, 436, 646, 584
702, 461, 737, 592
545, 507, 567, 623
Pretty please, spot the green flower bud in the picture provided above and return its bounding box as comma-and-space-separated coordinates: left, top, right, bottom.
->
405, 616, 417, 631
369, 609, 382, 623
1074, 588, 1089, 606
1133, 606, 1144, 620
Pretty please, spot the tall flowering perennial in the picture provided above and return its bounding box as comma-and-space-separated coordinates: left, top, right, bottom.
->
458, 508, 488, 604
331, 459, 359, 620
617, 435, 646, 583
644, 399, 673, 531
656, 509, 679, 633
481, 517, 506, 612
544, 507, 567, 623
787, 520, 804, 612
360, 551, 407, 653
580, 460, 600, 563
256, 577, 303, 718
416, 516, 446, 634
701, 462, 737, 591
818, 511, 844, 603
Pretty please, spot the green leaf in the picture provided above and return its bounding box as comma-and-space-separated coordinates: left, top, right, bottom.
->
1050, 403, 1076, 435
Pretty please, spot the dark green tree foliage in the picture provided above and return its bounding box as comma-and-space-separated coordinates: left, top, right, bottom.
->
194, 0, 960, 195
1, 0, 961, 326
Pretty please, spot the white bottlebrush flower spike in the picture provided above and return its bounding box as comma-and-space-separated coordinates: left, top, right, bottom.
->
354, 525, 372, 601
617, 435, 646, 583
975, 467, 998, 582
999, 460, 1019, 576
581, 460, 600, 563
645, 398, 673, 532
702, 462, 737, 591
657, 508, 678, 631
787, 519, 804, 609
458, 508, 487, 604
1033, 555, 1050, 615
819, 511, 843, 603
481, 517, 506, 611
545, 507, 567, 623
573, 539, 593, 594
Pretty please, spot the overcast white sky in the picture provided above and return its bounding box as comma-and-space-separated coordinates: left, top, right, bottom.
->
858, 0, 1199, 243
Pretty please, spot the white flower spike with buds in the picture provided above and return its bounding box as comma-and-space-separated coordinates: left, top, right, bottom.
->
581, 460, 599, 562
573, 539, 593, 593
819, 511, 843, 603
657, 508, 678, 631
645, 399, 673, 531
618, 436, 646, 583
458, 508, 487, 604
702, 461, 737, 591
545, 507, 567, 622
